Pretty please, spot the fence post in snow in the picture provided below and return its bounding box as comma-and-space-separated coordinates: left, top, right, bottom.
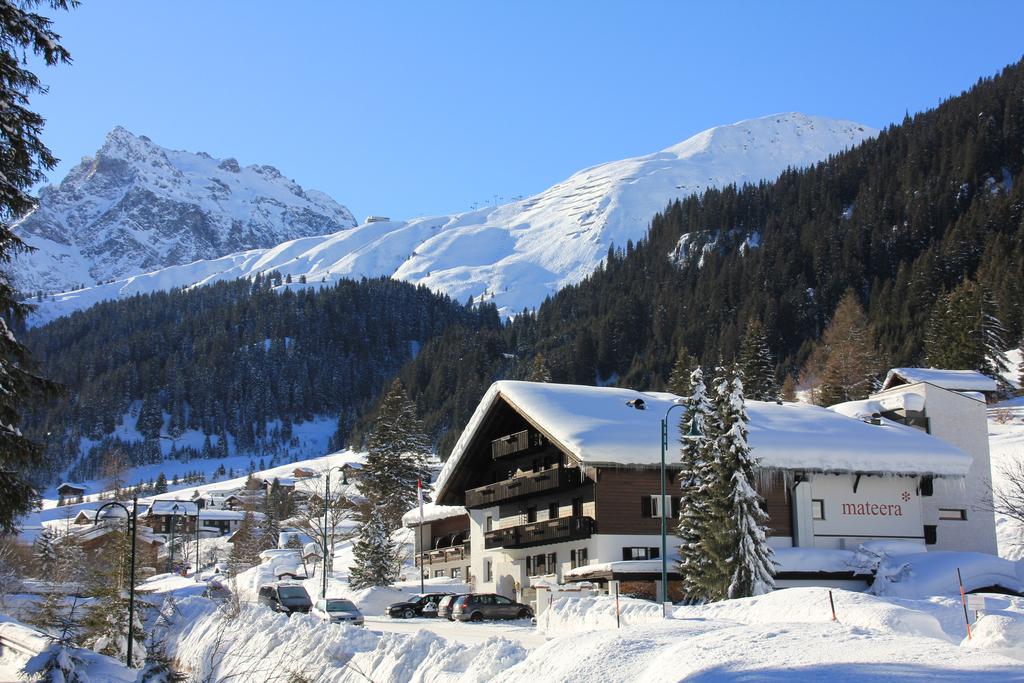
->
957, 567, 972, 640
828, 590, 836, 621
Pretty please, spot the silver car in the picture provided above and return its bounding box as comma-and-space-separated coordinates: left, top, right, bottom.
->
311, 598, 364, 626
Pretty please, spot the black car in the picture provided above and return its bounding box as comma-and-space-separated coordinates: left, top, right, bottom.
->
258, 582, 312, 616
386, 592, 455, 619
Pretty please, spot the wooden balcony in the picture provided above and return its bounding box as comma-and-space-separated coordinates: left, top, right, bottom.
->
416, 540, 471, 567
490, 429, 545, 460
483, 515, 595, 550
465, 465, 582, 509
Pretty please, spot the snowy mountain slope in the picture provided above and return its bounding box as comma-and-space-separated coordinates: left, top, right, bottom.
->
27, 113, 874, 323
12, 127, 356, 294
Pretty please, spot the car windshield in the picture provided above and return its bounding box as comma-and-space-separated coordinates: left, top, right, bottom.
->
326, 599, 357, 612
277, 587, 308, 600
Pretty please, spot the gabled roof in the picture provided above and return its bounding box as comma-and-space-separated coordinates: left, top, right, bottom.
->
434, 381, 972, 502
148, 500, 198, 516
57, 482, 86, 492
882, 368, 998, 393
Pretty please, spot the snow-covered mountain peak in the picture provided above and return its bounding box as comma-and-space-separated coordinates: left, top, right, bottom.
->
12, 128, 357, 294
26, 113, 876, 324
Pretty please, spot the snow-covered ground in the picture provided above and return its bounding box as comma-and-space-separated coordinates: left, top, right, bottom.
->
26, 114, 875, 323
159, 585, 1024, 682
990, 396, 1024, 561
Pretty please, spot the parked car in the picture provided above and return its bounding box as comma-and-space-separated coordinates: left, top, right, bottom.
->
312, 598, 364, 626
451, 593, 533, 622
437, 594, 464, 621
386, 593, 455, 619
257, 582, 312, 616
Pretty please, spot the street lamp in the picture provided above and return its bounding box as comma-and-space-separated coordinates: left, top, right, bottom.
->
95, 496, 138, 668
168, 503, 181, 573
321, 466, 350, 599
659, 400, 685, 614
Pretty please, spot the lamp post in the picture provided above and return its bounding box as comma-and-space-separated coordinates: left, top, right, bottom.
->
195, 506, 201, 577
659, 401, 687, 615
95, 496, 138, 668
321, 466, 349, 598
168, 503, 180, 574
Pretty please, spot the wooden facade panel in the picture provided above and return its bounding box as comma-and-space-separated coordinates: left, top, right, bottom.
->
594, 468, 675, 535
757, 476, 792, 538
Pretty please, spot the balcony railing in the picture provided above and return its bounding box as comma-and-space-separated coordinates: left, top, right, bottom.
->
465, 465, 582, 509
490, 429, 545, 460
483, 515, 595, 550
416, 540, 471, 567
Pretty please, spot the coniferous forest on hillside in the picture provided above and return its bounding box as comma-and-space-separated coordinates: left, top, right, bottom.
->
22, 59, 1024, 480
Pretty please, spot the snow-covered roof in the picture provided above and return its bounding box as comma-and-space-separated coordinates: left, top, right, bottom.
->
882, 368, 998, 393
435, 381, 972, 501
198, 510, 244, 521
57, 482, 86, 492
148, 500, 199, 516
401, 502, 468, 528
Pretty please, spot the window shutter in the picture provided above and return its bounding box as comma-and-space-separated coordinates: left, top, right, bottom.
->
622, 547, 631, 561
641, 495, 652, 518
671, 496, 680, 518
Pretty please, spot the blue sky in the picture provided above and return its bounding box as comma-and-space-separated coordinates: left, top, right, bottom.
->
31, 1, 1024, 220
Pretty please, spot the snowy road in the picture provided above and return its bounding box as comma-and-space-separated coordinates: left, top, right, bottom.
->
363, 615, 551, 649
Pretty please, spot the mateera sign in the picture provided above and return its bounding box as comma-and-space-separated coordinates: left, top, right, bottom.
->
841, 501, 906, 517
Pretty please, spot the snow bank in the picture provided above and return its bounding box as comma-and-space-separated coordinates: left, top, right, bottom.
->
870, 551, 1024, 599
329, 578, 471, 616
167, 597, 527, 682
965, 612, 1024, 660
536, 595, 663, 634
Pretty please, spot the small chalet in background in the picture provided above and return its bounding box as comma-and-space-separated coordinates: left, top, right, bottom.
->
56, 482, 86, 506
144, 499, 199, 534
881, 368, 1001, 403
403, 503, 471, 581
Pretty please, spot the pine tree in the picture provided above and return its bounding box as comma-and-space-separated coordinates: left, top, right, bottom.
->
718, 367, 776, 598
737, 319, 779, 401
806, 290, 883, 406
32, 526, 58, 580
676, 367, 718, 601
360, 379, 432, 531
348, 504, 398, 589
666, 347, 699, 396
527, 353, 553, 382
229, 509, 260, 570
0, 0, 74, 533
154, 472, 168, 494
780, 374, 797, 403
22, 596, 88, 683
925, 279, 1011, 382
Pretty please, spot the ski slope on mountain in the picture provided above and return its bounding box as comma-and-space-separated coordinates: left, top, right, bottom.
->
26, 113, 875, 324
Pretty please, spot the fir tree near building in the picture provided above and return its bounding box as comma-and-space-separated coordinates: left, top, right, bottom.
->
676, 366, 717, 600
527, 353, 553, 382
348, 503, 398, 589
80, 526, 146, 666
666, 347, 699, 396
677, 365, 775, 601
360, 379, 432, 531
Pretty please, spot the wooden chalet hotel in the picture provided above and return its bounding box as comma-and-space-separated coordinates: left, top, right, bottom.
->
428, 373, 997, 600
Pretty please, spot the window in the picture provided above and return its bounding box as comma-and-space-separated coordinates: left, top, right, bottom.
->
572, 497, 583, 517
526, 507, 537, 523
450, 567, 462, 579
648, 547, 660, 560
622, 547, 650, 560
924, 524, 937, 545
495, 595, 513, 605
484, 559, 493, 583
485, 516, 493, 532
546, 552, 557, 573
434, 570, 445, 578
549, 502, 560, 519
938, 508, 967, 521
570, 548, 589, 569
811, 499, 825, 520
643, 495, 677, 518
